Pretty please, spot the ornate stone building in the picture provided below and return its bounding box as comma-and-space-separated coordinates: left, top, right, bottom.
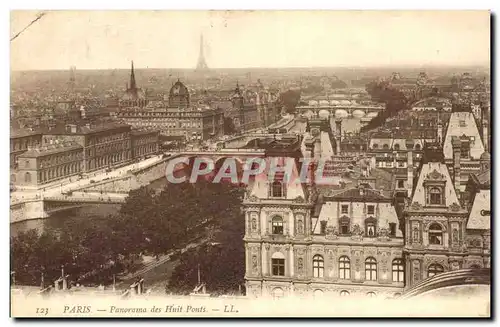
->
116, 80, 224, 141
243, 154, 404, 299
403, 145, 471, 289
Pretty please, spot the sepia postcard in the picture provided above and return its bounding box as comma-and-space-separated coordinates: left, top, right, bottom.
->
9, 10, 491, 318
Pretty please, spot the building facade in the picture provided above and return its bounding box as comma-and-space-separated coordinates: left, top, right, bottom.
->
402, 144, 490, 289
42, 123, 133, 173
116, 80, 224, 141
243, 155, 404, 299
131, 129, 159, 159
10, 130, 43, 169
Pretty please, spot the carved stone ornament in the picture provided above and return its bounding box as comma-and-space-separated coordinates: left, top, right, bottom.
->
449, 202, 461, 212
426, 169, 445, 181
252, 255, 258, 273
325, 225, 338, 239
248, 195, 259, 202
377, 227, 390, 241
411, 202, 423, 210
351, 224, 363, 236
294, 196, 305, 203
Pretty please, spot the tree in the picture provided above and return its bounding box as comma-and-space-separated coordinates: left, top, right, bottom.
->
167, 183, 246, 295
278, 90, 302, 114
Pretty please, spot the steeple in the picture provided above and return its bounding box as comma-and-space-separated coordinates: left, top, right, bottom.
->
129, 60, 137, 91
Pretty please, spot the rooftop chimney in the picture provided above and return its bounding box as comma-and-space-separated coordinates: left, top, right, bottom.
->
406, 139, 414, 196
452, 136, 462, 195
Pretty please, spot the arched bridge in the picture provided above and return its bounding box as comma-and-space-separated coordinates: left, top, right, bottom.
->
399, 268, 490, 300
296, 105, 385, 119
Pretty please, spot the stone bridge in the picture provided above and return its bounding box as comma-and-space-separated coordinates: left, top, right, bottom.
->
296, 105, 385, 119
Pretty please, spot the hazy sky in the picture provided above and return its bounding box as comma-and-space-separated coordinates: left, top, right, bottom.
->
10, 10, 490, 71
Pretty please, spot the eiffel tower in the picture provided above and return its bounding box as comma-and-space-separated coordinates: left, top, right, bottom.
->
196, 34, 209, 72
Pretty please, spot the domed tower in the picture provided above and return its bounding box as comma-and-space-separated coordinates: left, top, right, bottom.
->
168, 80, 190, 108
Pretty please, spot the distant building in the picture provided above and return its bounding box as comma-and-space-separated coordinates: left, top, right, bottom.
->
10, 130, 43, 169
41, 122, 133, 173
11, 122, 160, 187
15, 142, 83, 187
116, 80, 224, 141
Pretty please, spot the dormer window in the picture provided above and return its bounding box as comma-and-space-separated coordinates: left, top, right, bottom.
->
460, 141, 470, 159
339, 216, 350, 235
341, 205, 349, 214
365, 217, 377, 237
367, 205, 375, 215
270, 180, 285, 198
429, 187, 442, 205
394, 144, 400, 151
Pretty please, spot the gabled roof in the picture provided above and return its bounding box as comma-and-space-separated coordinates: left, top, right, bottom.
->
410, 161, 460, 206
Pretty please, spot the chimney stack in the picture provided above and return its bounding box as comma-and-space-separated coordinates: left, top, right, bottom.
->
482, 105, 489, 152
406, 139, 414, 196
452, 136, 462, 194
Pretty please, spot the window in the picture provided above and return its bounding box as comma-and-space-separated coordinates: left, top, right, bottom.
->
272, 254, 285, 276
272, 216, 284, 234
428, 223, 443, 245
367, 205, 375, 215
383, 144, 389, 149
394, 144, 400, 151
429, 188, 442, 205
365, 257, 377, 281
397, 180, 405, 189
339, 217, 350, 235
460, 142, 470, 159
392, 259, 404, 282
367, 292, 376, 297
340, 290, 350, 296
427, 263, 444, 277
320, 221, 327, 234
415, 144, 421, 151
24, 172, 31, 183
470, 265, 481, 269
389, 223, 397, 236
341, 205, 349, 214
272, 287, 284, 299
398, 161, 405, 168
339, 256, 350, 279
313, 255, 324, 278
459, 120, 466, 127
365, 218, 376, 237
372, 144, 378, 149
271, 180, 284, 198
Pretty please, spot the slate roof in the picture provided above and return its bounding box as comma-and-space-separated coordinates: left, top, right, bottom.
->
467, 190, 490, 230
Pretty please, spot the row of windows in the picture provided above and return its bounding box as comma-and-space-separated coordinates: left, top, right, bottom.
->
377, 161, 407, 168
11, 138, 41, 151
271, 256, 405, 282
38, 151, 81, 167
340, 204, 375, 215
372, 143, 422, 150
270, 216, 397, 237
271, 288, 383, 299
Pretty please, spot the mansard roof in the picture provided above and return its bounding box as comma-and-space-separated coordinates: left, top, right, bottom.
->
410, 161, 460, 207
325, 185, 390, 203
467, 190, 490, 230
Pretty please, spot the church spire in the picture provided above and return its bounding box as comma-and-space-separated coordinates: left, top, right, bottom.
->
129, 60, 137, 91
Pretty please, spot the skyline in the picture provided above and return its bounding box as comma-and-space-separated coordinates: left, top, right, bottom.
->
11, 10, 491, 71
